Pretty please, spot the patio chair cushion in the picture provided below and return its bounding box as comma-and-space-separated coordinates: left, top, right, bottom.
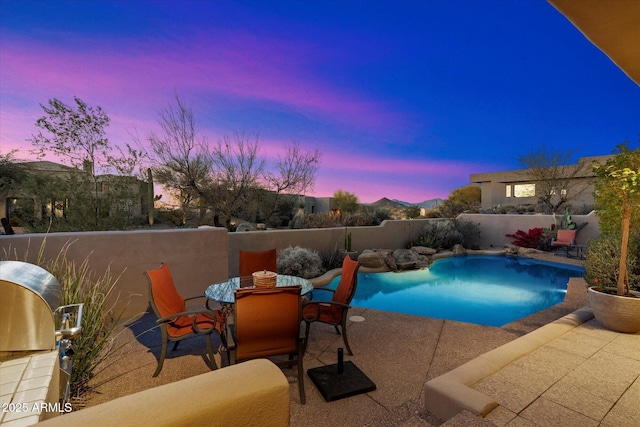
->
167, 312, 225, 338
553, 229, 576, 247
239, 249, 278, 277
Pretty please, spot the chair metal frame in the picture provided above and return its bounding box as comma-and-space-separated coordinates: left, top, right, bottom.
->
145, 263, 226, 377
302, 256, 361, 355
225, 284, 306, 404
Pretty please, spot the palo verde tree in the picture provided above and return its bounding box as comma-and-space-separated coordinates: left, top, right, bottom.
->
140, 95, 214, 225
518, 144, 592, 214
143, 95, 321, 228
29, 96, 143, 231
405, 205, 422, 219
333, 189, 360, 214
437, 185, 481, 218
262, 142, 321, 224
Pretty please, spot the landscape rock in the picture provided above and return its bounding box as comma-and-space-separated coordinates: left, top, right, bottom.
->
411, 246, 437, 256
235, 223, 256, 232
357, 250, 386, 268
505, 245, 520, 254
382, 251, 398, 271
355, 247, 438, 271
452, 244, 466, 255
519, 247, 545, 255
392, 248, 432, 270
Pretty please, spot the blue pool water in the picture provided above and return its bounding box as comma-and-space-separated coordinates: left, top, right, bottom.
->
322, 255, 584, 327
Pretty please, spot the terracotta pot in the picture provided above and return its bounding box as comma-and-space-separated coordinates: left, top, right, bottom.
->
588, 287, 640, 333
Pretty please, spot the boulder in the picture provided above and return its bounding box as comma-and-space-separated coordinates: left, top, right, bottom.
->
505, 245, 520, 254
382, 251, 398, 271
411, 246, 437, 256
357, 250, 386, 268
235, 223, 256, 232
392, 249, 432, 270
452, 244, 467, 255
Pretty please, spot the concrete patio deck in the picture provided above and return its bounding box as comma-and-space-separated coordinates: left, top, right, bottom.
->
82, 255, 639, 426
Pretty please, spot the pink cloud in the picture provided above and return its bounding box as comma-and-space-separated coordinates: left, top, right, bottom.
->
1, 29, 411, 137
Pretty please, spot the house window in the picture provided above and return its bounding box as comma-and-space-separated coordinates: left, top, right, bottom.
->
513, 184, 535, 198
505, 185, 512, 198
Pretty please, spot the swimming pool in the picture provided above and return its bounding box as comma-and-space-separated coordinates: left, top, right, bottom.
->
322, 255, 584, 327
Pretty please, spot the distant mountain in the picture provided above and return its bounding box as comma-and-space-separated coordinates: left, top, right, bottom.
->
392, 198, 444, 209
370, 197, 407, 210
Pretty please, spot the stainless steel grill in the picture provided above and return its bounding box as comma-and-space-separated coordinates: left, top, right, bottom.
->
0, 260, 83, 403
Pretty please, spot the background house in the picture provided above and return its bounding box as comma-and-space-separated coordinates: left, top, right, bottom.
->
1, 160, 148, 230
470, 154, 610, 213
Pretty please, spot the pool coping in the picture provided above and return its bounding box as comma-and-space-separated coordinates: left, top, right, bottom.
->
310, 249, 591, 421
309, 248, 581, 287
422, 278, 594, 421
309, 249, 500, 286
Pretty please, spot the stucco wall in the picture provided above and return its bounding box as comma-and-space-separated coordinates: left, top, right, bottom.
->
227, 219, 433, 276
0, 215, 600, 318
458, 211, 599, 248
0, 228, 229, 318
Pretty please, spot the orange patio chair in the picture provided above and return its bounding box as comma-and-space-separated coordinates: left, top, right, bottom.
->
302, 255, 361, 355
145, 263, 226, 377
226, 285, 306, 404
239, 248, 278, 277
551, 229, 576, 256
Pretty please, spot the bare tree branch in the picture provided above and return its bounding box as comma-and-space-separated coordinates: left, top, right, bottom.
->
519, 144, 592, 214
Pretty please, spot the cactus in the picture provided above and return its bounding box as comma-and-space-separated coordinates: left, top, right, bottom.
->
345, 231, 352, 252
147, 168, 155, 226
564, 208, 576, 230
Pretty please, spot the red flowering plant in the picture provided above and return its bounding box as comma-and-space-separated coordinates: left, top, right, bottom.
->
506, 224, 555, 250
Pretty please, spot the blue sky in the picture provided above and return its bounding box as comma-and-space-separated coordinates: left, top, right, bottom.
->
1, 0, 638, 203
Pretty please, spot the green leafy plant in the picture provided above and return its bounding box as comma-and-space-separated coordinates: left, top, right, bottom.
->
585, 233, 639, 293
591, 143, 640, 296
414, 220, 463, 250
453, 218, 481, 249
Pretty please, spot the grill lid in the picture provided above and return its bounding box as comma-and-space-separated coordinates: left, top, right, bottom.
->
0, 261, 61, 353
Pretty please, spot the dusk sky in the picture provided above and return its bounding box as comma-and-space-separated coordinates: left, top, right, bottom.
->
1, 0, 638, 203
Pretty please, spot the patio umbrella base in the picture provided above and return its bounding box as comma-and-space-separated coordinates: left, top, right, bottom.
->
307, 361, 376, 402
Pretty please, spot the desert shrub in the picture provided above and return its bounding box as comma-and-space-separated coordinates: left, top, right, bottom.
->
277, 246, 325, 279
318, 245, 344, 271
585, 232, 640, 292
414, 220, 463, 250
303, 212, 342, 228
302, 210, 390, 229
453, 218, 481, 249
3, 240, 127, 399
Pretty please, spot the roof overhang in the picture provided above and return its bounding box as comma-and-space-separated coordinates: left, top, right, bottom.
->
548, 0, 640, 86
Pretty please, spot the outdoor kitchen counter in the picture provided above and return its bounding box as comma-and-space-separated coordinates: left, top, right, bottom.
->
0, 351, 62, 426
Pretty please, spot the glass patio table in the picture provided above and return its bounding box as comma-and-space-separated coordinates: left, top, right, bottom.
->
205, 274, 314, 304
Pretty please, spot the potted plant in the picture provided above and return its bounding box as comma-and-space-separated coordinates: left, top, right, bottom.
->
586, 143, 640, 333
